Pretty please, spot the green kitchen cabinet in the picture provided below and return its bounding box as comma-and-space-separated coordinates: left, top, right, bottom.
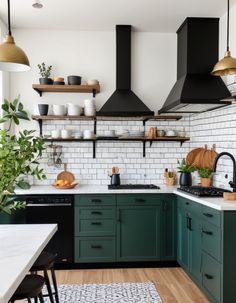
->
116, 205, 161, 261
116, 194, 161, 261
177, 196, 202, 284
160, 195, 176, 261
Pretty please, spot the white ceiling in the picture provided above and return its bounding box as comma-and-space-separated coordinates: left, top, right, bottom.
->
0, 0, 236, 32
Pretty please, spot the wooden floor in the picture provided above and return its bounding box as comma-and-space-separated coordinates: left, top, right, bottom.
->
54, 267, 210, 303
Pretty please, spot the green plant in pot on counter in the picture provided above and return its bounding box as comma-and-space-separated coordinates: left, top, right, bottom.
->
0, 97, 46, 215
198, 167, 212, 187
37, 62, 53, 85
177, 158, 196, 186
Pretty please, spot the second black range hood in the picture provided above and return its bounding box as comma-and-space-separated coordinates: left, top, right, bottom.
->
97, 25, 154, 117
159, 18, 231, 114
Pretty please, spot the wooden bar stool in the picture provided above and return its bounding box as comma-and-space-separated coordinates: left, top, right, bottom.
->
9, 274, 45, 303
30, 251, 59, 303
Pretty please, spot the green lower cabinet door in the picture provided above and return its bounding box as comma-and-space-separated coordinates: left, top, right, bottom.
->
75, 237, 116, 263
189, 217, 202, 284
177, 207, 189, 270
117, 206, 161, 261
202, 252, 221, 303
160, 197, 176, 261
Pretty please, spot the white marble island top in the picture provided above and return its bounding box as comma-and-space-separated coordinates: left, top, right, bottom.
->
0, 224, 57, 303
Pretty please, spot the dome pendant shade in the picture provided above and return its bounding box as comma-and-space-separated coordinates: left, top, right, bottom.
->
212, 51, 236, 76
0, 35, 30, 72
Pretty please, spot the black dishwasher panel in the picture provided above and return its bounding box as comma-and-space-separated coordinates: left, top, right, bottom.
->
25, 195, 74, 265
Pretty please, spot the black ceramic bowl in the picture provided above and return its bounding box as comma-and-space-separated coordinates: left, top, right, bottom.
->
53, 81, 65, 85
67, 75, 82, 85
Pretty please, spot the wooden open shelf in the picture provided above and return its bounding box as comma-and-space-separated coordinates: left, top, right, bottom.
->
32, 115, 183, 122
32, 84, 100, 97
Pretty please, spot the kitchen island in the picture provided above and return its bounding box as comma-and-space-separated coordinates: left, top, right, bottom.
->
0, 224, 57, 303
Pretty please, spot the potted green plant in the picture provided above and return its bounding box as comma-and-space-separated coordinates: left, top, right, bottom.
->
0, 97, 46, 217
177, 159, 196, 186
198, 167, 212, 187
37, 62, 53, 85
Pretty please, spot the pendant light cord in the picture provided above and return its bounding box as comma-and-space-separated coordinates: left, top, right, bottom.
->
7, 0, 11, 36
227, 0, 229, 51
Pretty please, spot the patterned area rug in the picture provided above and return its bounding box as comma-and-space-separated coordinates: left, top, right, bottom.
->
44, 282, 162, 303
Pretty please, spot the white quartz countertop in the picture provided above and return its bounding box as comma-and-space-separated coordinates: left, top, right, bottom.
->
15, 185, 236, 211
0, 224, 57, 303
15, 184, 175, 195
174, 190, 236, 211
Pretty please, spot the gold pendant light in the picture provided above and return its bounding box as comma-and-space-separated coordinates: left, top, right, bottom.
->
212, 0, 236, 76
0, 0, 30, 72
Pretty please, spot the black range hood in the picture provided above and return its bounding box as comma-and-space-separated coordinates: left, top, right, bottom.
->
97, 25, 154, 117
159, 18, 231, 114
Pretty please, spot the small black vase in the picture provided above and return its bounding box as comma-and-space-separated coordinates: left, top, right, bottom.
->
38, 104, 49, 116
179, 172, 192, 186
39, 78, 53, 85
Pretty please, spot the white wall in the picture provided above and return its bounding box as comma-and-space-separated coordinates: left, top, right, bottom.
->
10, 29, 176, 133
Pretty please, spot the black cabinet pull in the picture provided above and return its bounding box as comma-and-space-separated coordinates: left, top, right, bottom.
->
188, 217, 192, 231
162, 201, 168, 211
136, 199, 146, 202
203, 213, 213, 218
204, 273, 213, 279
91, 222, 102, 225
186, 215, 190, 229
91, 199, 102, 203
202, 229, 213, 235
186, 202, 189, 205
91, 211, 102, 215
91, 245, 102, 249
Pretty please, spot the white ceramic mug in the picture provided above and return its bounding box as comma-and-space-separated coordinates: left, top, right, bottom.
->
51, 129, 61, 138
84, 106, 96, 116
67, 103, 82, 116
84, 99, 95, 107
61, 129, 72, 139
83, 130, 94, 139
53, 105, 67, 116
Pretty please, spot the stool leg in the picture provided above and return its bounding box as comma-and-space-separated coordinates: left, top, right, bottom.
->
28, 298, 32, 303
51, 268, 60, 303
44, 269, 55, 303
38, 292, 45, 303
34, 297, 38, 303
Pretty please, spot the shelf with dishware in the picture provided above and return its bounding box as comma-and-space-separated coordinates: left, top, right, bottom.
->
32, 114, 189, 158
32, 84, 100, 97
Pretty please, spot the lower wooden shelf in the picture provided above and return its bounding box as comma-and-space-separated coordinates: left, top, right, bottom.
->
44, 136, 190, 158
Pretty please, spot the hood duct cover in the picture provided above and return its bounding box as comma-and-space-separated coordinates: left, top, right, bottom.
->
97, 25, 154, 116
159, 18, 231, 114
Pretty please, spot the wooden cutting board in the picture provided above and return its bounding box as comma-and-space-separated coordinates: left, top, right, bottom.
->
186, 147, 204, 165
57, 163, 75, 183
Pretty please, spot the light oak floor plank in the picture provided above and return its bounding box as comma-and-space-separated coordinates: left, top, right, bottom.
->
53, 267, 210, 303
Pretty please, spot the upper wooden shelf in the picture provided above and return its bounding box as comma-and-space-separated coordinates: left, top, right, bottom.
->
31, 115, 183, 122
32, 84, 100, 97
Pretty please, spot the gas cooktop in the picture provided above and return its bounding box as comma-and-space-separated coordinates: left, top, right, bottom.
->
108, 184, 160, 190
178, 186, 230, 197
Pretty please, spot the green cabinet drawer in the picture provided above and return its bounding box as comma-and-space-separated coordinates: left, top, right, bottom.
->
75, 219, 115, 236
75, 195, 116, 206
75, 207, 115, 219
202, 252, 221, 303
117, 194, 160, 205
201, 205, 221, 228
75, 237, 115, 263
202, 222, 221, 262
177, 196, 201, 216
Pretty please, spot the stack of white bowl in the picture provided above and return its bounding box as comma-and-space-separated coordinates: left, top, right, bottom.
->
84, 99, 96, 116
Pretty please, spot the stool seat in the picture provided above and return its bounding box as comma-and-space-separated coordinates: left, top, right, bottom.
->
30, 251, 56, 271
10, 274, 45, 302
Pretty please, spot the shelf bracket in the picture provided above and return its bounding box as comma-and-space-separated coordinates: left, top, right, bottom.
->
94, 119, 97, 135
34, 88, 42, 97
143, 141, 146, 158
149, 140, 153, 147
38, 119, 43, 136
92, 89, 96, 98
93, 141, 96, 158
